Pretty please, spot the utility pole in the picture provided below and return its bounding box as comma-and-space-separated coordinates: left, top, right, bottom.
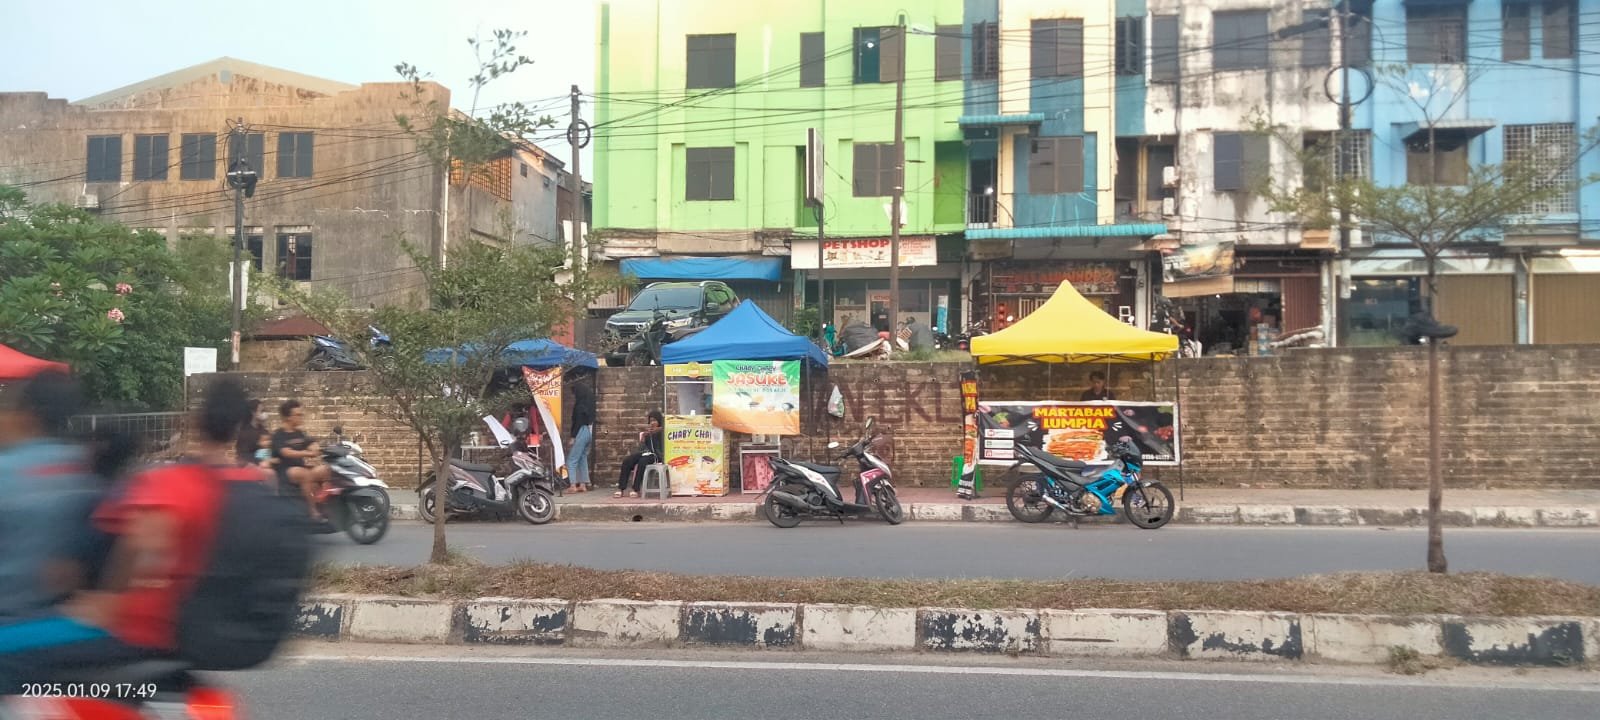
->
225, 121, 258, 371
1334, 2, 1354, 347
806, 128, 825, 342
568, 84, 590, 349
887, 15, 907, 338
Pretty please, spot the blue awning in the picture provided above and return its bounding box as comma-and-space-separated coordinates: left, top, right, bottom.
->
621, 256, 784, 282
958, 113, 1048, 127
967, 223, 1168, 241
423, 338, 598, 370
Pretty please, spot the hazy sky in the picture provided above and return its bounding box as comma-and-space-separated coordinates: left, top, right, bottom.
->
0, 0, 598, 159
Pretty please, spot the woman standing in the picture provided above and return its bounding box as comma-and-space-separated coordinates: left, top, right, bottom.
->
565, 378, 596, 493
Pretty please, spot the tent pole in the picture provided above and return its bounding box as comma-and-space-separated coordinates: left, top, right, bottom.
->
1174, 358, 1184, 502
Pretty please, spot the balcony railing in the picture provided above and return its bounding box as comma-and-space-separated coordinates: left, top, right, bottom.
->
967, 193, 997, 227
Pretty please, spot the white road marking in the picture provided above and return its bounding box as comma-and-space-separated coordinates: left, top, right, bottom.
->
286, 653, 1600, 693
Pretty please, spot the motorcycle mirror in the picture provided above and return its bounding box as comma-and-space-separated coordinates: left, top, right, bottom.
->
332, 425, 344, 436
864, 416, 876, 432
827, 441, 841, 449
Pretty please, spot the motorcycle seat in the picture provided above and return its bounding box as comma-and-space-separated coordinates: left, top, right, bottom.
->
450, 459, 497, 473
1022, 445, 1088, 471
792, 461, 840, 476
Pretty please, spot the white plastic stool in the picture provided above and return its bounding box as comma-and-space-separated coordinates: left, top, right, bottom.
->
640, 464, 671, 500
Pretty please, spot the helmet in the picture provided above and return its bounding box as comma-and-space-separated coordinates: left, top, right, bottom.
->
511, 417, 530, 434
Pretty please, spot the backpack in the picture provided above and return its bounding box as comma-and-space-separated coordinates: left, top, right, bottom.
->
175, 467, 314, 671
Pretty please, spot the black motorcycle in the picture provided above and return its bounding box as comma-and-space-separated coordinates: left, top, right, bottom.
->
762, 416, 904, 527
306, 325, 390, 371
953, 320, 990, 351
620, 309, 706, 366
417, 418, 558, 525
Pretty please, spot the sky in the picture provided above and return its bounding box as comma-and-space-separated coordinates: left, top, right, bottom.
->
0, 0, 599, 161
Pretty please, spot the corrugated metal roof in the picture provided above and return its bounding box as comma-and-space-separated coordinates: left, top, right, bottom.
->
958, 113, 1048, 126
967, 223, 1168, 240
1396, 119, 1496, 143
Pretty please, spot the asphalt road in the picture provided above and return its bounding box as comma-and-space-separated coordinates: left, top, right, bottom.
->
235, 644, 1600, 720
319, 523, 1600, 582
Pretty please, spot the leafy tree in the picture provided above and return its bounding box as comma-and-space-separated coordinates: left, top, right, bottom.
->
0, 187, 240, 410
1254, 66, 1598, 573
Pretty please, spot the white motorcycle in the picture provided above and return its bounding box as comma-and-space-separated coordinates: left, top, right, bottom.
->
317, 426, 392, 544
762, 416, 904, 527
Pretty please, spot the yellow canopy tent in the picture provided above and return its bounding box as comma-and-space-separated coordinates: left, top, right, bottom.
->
970, 281, 1179, 365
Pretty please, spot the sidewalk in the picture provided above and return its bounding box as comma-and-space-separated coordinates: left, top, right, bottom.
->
391, 486, 1600, 528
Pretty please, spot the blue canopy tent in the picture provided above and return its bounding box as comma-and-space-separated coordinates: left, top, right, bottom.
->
661, 301, 829, 367
423, 338, 598, 369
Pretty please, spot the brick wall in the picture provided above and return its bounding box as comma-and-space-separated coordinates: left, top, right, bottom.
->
190, 345, 1600, 490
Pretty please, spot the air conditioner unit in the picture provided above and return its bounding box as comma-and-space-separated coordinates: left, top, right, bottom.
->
76, 192, 100, 210
1161, 166, 1179, 188
1161, 197, 1177, 217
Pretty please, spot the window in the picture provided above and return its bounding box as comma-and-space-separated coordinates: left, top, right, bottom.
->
232, 227, 265, 272
1299, 9, 1332, 67
1150, 15, 1180, 82
1345, 0, 1373, 66
1405, 133, 1470, 187
800, 32, 826, 87
179, 133, 216, 181
520, 162, 529, 178
1504, 123, 1577, 214
854, 26, 904, 84
852, 142, 897, 197
685, 147, 735, 201
133, 134, 169, 181
1031, 18, 1084, 78
1212, 10, 1270, 71
1406, 5, 1466, 63
1504, 2, 1531, 61
276, 231, 313, 281
1145, 144, 1175, 202
686, 33, 736, 89
972, 22, 999, 80
228, 132, 265, 179
277, 132, 314, 178
1303, 131, 1371, 191
1213, 132, 1268, 192
1115, 17, 1145, 75
1543, 0, 1574, 59
85, 135, 121, 182
1027, 137, 1085, 195
936, 25, 962, 81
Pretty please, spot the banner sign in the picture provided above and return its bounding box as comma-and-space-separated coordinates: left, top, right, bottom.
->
522, 367, 563, 433
991, 262, 1123, 296
976, 401, 1180, 466
1162, 241, 1235, 283
957, 370, 980, 499
664, 414, 727, 496
711, 360, 801, 435
789, 237, 937, 269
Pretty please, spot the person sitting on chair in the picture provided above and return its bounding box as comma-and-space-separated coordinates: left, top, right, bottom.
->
615, 410, 665, 498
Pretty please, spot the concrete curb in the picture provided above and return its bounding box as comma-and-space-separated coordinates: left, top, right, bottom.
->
386, 501, 1600, 528
297, 595, 1597, 669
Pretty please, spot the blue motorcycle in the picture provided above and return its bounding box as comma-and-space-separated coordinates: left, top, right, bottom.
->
1004, 434, 1175, 529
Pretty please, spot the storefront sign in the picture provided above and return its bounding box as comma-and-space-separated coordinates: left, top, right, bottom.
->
975, 401, 1180, 466
1163, 242, 1236, 283
789, 237, 937, 269
664, 414, 727, 496
992, 262, 1124, 296
957, 371, 980, 499
711, 360, 802, 435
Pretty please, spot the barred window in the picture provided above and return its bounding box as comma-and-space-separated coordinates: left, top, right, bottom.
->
1504, 123, 1577, 215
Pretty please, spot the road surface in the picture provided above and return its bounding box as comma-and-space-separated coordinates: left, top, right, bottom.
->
237, 644, 1600, 720
319, 523, 1600, 582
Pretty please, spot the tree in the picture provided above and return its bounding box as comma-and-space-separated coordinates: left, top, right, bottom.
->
279, 31, 614, 564
1255, 65, 1597, 573
0, 187, 242, 410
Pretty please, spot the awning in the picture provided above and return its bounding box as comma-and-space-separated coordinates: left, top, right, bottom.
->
424, 338, 598, 370
958, 113, 1048, 127
620, 256, 784, 282
1397, 119, 1495, 145
969, 281, 1177, 365
966, 223, 1168, 241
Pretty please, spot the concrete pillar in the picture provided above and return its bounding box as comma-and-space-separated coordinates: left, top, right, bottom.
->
1134, 259, 1151, 329
1514, 254, 1531, 344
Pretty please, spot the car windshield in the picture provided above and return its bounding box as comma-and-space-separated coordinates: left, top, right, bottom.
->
630, 287, 703, 311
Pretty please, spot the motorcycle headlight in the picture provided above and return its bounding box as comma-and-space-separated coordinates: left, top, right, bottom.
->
665, 317, 693, 329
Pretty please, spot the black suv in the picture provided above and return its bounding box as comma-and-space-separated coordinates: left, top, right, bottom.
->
603, 281, 740, 366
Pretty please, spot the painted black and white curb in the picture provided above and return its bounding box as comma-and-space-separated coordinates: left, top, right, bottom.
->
386, 502, 1600, 528
296, 596, 1599, 669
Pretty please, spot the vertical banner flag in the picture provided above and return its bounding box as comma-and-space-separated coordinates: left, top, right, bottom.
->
957, 370, 980, 499
523, 367, 566, 475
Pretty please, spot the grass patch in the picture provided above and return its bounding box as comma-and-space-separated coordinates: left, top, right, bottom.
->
1386, 645, 1455, 676
313, 563, 1600, 617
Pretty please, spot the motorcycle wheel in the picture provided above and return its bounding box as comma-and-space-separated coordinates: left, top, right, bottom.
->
1123, 482, 1176, 530
763, 492, 803, 529
872, 485, 904, 525
343, 490, 391, 545
1006, 476, 1056, 523
516, 487, 556, 525
417, 479, 446, 524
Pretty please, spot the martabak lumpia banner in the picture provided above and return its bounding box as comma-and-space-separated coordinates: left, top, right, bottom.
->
711, 360, 801, 435
976, 401, 1180, 466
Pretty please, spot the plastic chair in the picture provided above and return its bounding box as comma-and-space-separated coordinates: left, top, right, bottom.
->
640, 464, 671, 500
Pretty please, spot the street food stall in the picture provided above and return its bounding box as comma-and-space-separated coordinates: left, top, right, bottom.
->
423, 338, 598, 469
964, 281, 1182, 498
659, 302, 829, 496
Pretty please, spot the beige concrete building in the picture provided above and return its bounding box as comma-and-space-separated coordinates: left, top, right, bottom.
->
0, 57, 566, 307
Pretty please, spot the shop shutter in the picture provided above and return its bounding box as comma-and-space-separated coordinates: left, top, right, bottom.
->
1436, 275, 1514, 346
1533, 274, 1600, 344
1280, 276, 1321, 333
726, 280, 794, 327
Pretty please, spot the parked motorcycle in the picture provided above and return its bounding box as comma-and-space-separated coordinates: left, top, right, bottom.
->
318, 426, 392, 545
762, 416, 903, 527
306, 325, 390, 371
1, 660, 240, 719
621, 309, 707, 366
953, 320, 990, 351
1004, 434, 1175, 529
417, 417, 557, 524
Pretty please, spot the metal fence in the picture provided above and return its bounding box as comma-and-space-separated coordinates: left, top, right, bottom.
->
67, 411, 187, 461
